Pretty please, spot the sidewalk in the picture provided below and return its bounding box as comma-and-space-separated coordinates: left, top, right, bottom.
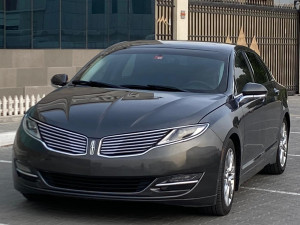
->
0, 119, 21, 147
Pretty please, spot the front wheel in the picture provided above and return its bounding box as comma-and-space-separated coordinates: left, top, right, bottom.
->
263, 119, 289, 174
203, 139, 236, 216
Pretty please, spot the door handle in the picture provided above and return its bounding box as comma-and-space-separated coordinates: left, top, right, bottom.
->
274, 88, 280, 96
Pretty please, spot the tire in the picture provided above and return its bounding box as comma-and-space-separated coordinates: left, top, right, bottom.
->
202, 139, 236, 216
262, 118, 289, 175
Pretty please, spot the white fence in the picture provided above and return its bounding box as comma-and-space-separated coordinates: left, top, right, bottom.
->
0, 94, 45, 117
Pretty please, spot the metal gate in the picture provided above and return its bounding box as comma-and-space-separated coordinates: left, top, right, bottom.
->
188, 0, 299, 93
155, 0, 174, 40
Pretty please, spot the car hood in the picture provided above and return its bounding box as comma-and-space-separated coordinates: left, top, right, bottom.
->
29, 87, 227, 138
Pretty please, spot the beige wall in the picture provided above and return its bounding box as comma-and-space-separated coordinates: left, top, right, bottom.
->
173, 0, 189, 41
0, 49, 101, 98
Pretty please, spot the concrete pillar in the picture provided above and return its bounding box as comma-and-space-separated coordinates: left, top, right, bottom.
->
173, 0, 189, 41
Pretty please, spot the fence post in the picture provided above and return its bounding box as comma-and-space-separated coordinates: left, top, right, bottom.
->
0, 99, 2, 116
20, 95, 24, 115
14, 96, 19, 116
2, 97, 7, 117
173, 0, 188, 40
8, 96, 13, 116
31, 95, 36, 107
37, 94, 41, 102
25, 95, 30, 112
296, 2, 300, 94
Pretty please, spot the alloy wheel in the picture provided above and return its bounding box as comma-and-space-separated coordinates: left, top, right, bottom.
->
223, 148, 235, 207
279, 122, 288, 168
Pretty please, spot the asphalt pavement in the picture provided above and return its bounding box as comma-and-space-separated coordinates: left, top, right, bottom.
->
0, 96, 300, 225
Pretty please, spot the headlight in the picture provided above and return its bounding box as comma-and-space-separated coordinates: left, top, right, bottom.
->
23, 115, 41, 139
157, 124, 209, 146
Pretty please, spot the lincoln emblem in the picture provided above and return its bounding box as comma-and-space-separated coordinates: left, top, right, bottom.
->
90, 140, 96, 155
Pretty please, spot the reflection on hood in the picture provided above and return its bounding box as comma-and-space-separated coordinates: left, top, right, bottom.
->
29, 86, 227, 138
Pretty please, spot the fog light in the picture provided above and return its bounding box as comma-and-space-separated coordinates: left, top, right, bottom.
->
15, 161, 38, 180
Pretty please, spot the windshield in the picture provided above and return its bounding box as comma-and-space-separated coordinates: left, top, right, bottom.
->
75, 48, 229, 93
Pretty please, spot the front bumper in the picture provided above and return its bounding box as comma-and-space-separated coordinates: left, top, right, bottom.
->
13, 125, 223, 207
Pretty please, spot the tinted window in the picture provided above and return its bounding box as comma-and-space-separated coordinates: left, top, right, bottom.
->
0, 0, 3, 48
112, 0, 118, 14
256, 54, 273, 81
109, 0, 129, 46
77, 49, 229, 93
88, 0, 107, 48
92, 0, 105, 14
0, 0, 156, 49
6, 0, 31, 48
132, 0, 152, 14
33, 0, 60, 48
246, 52, 269, 84
234, 52, 253, 94
130, 0, 154, 40
61, 0, 86, 49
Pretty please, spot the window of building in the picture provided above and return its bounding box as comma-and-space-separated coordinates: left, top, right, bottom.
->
0, 0, 156, 49
5, 0, 17, 10
61, 0, 86, 48
0, 0, 4, 48
109, 0, 129, 46
234, 51, 253, 94
5, 0, 31, 48
33, 0, 60, 48
132, 0, 152, 14
92, 0, 105, 14
130, 0, 154, 40
112, 0, 118, 14
246, 52, 269, 84
88, 0, 107, 48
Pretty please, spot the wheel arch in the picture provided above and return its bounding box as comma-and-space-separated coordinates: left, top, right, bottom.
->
284, 112, 290, 135
219, 128, 242, 192
228, 133, 241, 191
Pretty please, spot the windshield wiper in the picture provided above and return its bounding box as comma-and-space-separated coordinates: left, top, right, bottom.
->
121, 84, 187, 92
72, 80, 121, 89
147, 85, 187, 92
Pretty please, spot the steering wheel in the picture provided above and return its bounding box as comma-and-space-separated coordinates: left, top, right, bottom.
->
183, 80, 213, 90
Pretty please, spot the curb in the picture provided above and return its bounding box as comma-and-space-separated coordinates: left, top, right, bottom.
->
0, 132, 16, 147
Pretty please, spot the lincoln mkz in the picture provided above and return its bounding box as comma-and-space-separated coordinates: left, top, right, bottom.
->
13, 41, 290, 216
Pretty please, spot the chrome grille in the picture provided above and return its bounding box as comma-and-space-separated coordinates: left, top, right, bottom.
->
100, 129, 171, 157
38, 123, 88, 155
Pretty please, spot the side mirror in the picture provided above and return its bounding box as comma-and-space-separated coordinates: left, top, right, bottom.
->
242, 82, 268, 96
51, 74, 68, 88
238, 83, 267, 106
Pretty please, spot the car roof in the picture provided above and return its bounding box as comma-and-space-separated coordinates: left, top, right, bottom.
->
104, 40, 251, 56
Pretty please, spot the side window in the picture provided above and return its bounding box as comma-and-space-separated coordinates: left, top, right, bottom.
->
246, 52, 269, 84
256, 55, 274, 81
234, 52, 253, 94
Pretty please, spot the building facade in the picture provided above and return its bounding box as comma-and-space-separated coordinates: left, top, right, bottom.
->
0, 0, 155, 49
0, 0, 298, 98
0, 0, 155, 97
